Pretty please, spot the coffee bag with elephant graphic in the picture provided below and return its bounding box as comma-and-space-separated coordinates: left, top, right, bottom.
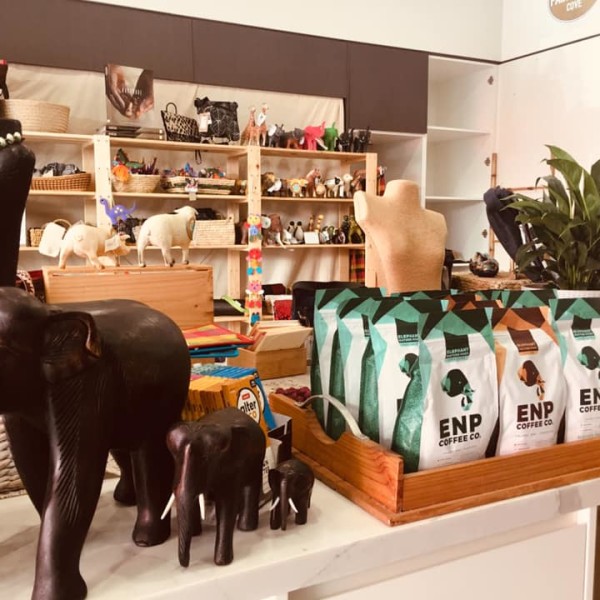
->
492, 307, 566, 456
408, 309, 499, 471
551, 298, 600, 442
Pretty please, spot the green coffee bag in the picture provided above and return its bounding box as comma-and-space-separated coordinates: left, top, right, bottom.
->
311, 287, 383, 436
366, 298, 447, 449
401, 309, 498, 471
551, 298, 600, 442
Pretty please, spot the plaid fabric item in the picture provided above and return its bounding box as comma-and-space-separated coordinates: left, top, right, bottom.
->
349, 250, 366, 283
182, 323, 253, 348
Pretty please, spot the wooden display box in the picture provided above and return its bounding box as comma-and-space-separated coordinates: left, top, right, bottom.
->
229, 347, 307, 380
43, 264, 213, 329
270, 393, 600, 526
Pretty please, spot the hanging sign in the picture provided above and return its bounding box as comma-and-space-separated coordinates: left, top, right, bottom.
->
549, 0, 596, 21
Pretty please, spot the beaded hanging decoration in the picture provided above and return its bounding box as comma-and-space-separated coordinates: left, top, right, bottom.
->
245, 214, 264, 325
0, 131, 23, 148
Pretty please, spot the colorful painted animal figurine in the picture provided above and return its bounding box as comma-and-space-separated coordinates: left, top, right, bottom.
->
268, 123, 285, 147
323, 122, 339, 151
279, 128, 304, 149
303, 121, 326, 151
240, 106, 260, 146
58, 223, 131, 269
305, 168, 322, 197
137, 205, 197, 267
256, 103, 269, 146
99, 197, 136, 227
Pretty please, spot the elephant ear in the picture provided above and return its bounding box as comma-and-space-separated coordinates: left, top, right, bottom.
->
42, 311, 102, 383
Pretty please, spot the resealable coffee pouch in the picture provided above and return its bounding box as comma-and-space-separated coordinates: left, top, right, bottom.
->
500, 289, 557, 308
400, 308, 498, 472
365, 298, 447, 447
492, 306, 566, 456
311, 287, 383, 436
551, 298, 600, 442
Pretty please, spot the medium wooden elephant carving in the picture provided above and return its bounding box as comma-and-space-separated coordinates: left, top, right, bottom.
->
166, 408, 266, 567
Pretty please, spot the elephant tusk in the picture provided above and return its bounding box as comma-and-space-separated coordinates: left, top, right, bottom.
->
199, 493, 205, 520
288, 498, 299, 514
161, 493, 175, 520
270, 496, 280, 511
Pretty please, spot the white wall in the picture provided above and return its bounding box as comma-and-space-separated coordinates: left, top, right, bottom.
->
502, 0, 600, 60
84, 0, 504, 61
497, 11, 600, 189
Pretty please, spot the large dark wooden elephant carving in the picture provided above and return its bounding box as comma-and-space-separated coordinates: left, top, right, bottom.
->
0, 288, 190, 600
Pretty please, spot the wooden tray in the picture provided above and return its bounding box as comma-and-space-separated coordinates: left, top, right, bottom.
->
269, 393, 600, 526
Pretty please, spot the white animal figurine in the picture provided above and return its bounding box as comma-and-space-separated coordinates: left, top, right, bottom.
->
137, 205, 197, 267
58, 223, 131, 270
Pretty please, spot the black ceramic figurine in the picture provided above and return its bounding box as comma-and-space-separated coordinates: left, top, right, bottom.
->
0, 117, 192, 600
268, 458, 315, 530
166, 408, 266, 567
0, 118, 35, 286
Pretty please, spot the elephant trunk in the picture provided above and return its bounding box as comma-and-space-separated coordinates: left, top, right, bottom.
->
175, 445, 196, 567
280, 477, 289, 531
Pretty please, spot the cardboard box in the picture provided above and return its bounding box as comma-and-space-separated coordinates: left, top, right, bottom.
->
229, 346, 307, 380
42, 264, 213, 329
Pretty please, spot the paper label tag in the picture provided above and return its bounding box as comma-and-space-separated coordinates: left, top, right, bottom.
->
104, 234, 121, 252
38, 222, 66, 257
198, 112, 210, 132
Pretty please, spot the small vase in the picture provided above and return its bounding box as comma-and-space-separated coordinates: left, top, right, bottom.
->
0, 118, 35, 287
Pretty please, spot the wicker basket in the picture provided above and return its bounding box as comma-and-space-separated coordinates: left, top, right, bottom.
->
0, 99, 70, 133
28, 218, 71, 247
193, 218, 236, 246
161, 176, 236, 195
31, 172, 92, 192
0, 417, 23, 495
112, 174, 161, 193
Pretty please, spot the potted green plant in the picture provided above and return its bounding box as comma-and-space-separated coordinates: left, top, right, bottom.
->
508, 145, 600, 290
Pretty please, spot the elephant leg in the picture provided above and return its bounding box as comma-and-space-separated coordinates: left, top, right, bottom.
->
130, 438, 173, 546
110, 448, 136, 506
269, 497, 282, 530
294, 493, 310, 525
214, 494, 238, 565
34, 386, 109, 600
3, 414, 49, 516
238, 467, 262, 531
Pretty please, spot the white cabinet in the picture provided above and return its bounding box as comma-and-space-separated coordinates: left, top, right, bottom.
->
426, 56, 497, 260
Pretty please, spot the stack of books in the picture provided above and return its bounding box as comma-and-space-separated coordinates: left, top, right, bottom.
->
97, 123, 165, 140
182, 322, 253, 359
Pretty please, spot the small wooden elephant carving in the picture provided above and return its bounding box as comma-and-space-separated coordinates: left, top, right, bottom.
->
269, 458, 315, 530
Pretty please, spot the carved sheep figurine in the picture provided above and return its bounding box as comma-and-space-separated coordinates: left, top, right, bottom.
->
137, 205, 197, 267
58, 223, 130, 270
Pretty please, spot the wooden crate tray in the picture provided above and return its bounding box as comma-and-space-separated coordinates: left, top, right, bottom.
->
269, 393, 600, 526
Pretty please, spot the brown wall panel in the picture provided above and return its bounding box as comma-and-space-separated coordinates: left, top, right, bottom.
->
347, 43, 428, 133
3, 2, 428, 132
3, 0, 194, 81
191, 20, 348, 98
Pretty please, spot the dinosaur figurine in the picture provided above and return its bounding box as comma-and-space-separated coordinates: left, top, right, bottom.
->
99, 197, 137, 227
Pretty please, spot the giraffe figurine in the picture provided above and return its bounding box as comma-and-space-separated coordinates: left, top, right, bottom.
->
241, 106, 261, 146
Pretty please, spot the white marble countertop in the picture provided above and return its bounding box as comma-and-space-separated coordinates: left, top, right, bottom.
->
2, 475, 600, 599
